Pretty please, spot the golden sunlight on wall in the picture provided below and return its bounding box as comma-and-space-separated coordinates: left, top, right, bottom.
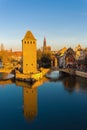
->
22, 31, 37, 74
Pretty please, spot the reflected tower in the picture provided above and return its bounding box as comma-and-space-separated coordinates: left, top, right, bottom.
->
16, 78, 49, 121
23, 87, 37, 121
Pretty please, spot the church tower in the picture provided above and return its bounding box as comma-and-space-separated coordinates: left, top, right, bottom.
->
22, 31, 37, 74
43, 37, 46, 47
43, 37, 46, 53
43, 37, 51, 54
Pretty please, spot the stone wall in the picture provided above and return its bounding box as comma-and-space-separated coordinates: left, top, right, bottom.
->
15, 68, 50, 82
75, 70, 87, 78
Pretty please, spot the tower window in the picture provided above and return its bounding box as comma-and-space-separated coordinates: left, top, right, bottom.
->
27, 41, 29, 44
30, 41, 32, 44
33, 41, 35, 44
24, 41, 26, 44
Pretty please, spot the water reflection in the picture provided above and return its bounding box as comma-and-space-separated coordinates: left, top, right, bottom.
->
62, 76, 76, 93
0, 78, 14, 86
60, 75, 87, 93
16, 77, 49, 121
75, 77, 87, 92
0, 72, 14, 80
0, 74, 87, 125
23, 87, 37, 121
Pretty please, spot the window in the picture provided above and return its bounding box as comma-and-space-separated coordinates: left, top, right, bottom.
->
24, 41, 26, 44
30, 41, 32, 44
33, 41, 35, 44
27, 41, 29, 44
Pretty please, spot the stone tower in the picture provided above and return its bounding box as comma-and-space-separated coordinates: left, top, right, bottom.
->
22, 31, 37, 74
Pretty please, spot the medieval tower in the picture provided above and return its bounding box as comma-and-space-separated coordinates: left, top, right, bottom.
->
22, 31, 37, 74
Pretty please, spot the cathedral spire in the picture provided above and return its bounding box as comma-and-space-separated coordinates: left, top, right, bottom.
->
43, 37, 46, 47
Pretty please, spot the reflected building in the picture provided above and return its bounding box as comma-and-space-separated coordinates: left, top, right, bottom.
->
62, 76, 76, 93
61, 75, 87, 93
75, 77, 87, 92
16, 77, 49, 121
23, 87, 37, 121
0, 79, 14, 87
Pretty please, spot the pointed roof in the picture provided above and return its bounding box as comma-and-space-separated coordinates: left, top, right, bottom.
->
23, 31, 36, 40
43, 37, 46, 46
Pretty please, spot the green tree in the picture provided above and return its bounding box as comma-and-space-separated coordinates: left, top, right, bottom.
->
37, 49, 42, 61
41, 53, 51, 68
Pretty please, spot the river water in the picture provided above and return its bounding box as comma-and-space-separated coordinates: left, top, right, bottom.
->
0, 72, 87, 130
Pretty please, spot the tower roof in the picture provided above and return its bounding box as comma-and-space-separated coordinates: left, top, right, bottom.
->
43, 37, 46, 46
23, 31, 36, 40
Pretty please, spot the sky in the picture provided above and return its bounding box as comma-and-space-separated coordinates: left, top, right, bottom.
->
0, 0, 87, 51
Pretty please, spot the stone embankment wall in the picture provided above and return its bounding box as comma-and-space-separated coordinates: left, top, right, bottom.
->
15, 68, 50, 81
75, 70, 87, 78
59, 68, 87, 78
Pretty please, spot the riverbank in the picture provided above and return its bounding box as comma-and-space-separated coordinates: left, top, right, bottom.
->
59, 68, 87, 78
75, 70, 87, 78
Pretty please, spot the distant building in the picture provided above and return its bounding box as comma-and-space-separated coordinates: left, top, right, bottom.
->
59, 54, 66, 68
75, 44, 85, 60
57, 47, 67, 55
76, 50, 85, 60
57, 47, 67, 68
84, 47, 87, 59
0, 59, 3, 68
51, 50, 58, 55
43, 37, 51, 54
65, 48, 75, 68
1, 44, 4, 51
59, 48, 75, 68
22, 31, 37, 74
12, 51, 22, 61
51, 55, 58, 68
75, 44, 82, 52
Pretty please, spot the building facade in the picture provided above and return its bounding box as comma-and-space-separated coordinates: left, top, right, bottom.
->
75, 44, 85, 61
65, 48, 75, 68
22, 31, 37, 74
59, 48, 75, 68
